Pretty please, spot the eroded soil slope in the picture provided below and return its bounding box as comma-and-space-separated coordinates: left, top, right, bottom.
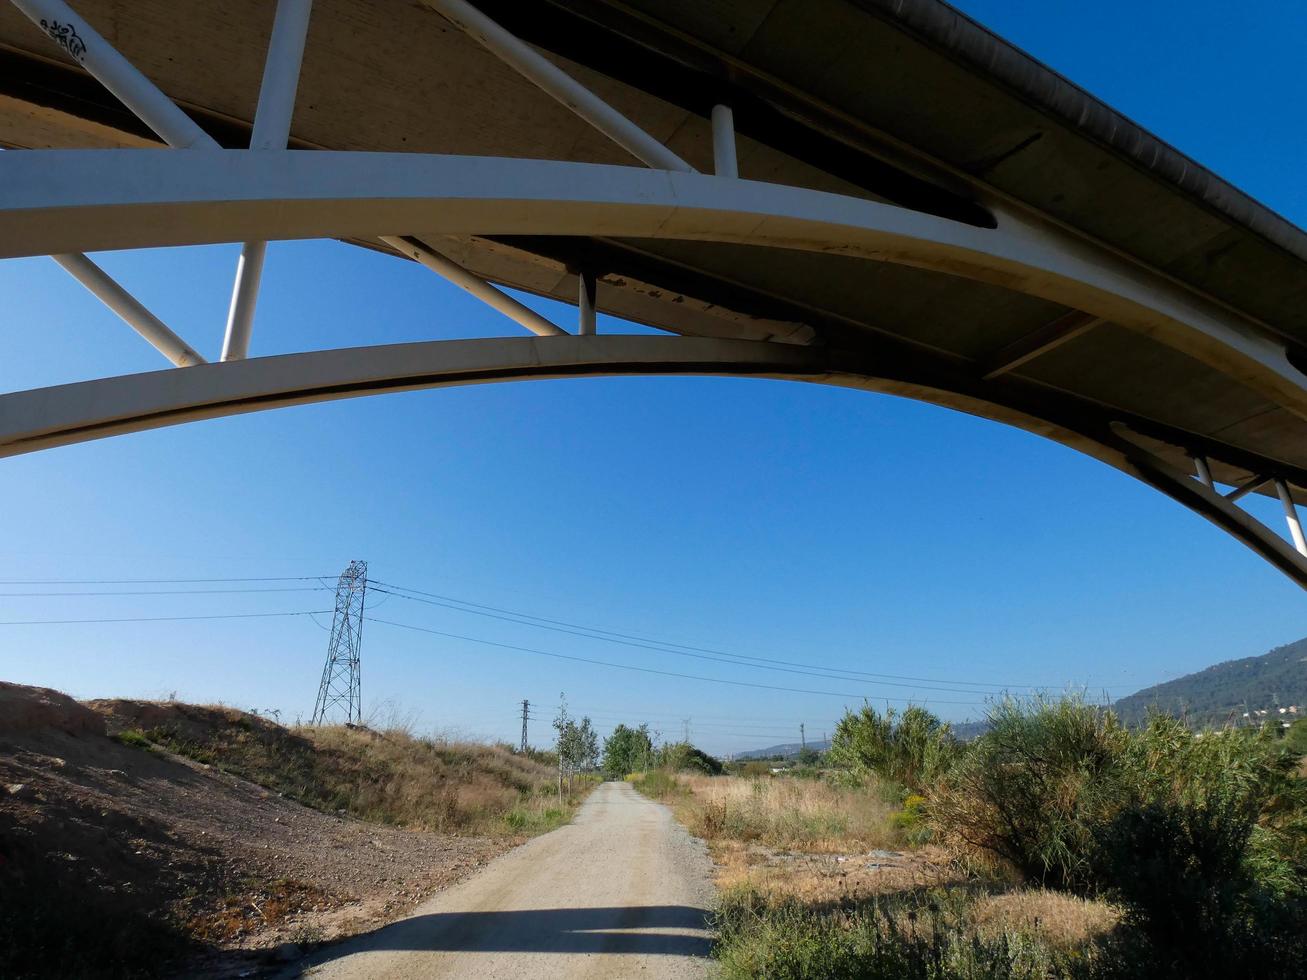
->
0, 683, 514, 978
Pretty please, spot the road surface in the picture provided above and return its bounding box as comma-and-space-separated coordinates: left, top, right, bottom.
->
291, 780, 715, 979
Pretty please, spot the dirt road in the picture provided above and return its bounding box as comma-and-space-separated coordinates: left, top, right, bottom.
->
290, 781, 715, 979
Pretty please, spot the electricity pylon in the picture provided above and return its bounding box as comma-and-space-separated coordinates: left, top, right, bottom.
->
312, 560, 367, 725
520, 699, 530, 752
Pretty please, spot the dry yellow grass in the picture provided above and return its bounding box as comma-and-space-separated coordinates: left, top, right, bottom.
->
93, 699, 581, 835
304, 725, 564, 832
711, 839, 955, 903
639, 771, 1120, 956
669, 773, 899, 851
970, 888, 1120, 947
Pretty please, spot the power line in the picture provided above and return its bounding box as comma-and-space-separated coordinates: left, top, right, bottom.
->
0, 609, 331, 626
369, 585, 1005, 695
0, 575, 333, 584
534, 709, 800, 734
367, 615, 989, 706
0, 587, 330, 597
371, 579, 1109, 691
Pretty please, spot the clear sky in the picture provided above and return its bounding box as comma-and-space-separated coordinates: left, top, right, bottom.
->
2, 1, 1305, 756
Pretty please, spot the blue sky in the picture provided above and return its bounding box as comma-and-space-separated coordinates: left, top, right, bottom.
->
2, 1, 1305, 755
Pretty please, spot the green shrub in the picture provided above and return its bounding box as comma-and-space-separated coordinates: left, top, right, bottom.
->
1092, 717, 1306, 973
630, 769, 681, 800
1285, 718, 1307, 757
930, 696, 1123, 891
657, 741, 724, 775
828, 705, 959, 795
113, 728, 152, 748
929, 698, 1307, 976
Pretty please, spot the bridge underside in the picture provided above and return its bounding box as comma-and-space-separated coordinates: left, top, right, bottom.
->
2, 0, 1307, 587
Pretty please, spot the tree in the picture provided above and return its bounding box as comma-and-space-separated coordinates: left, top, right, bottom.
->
553, 694, 596, 797
602, 723, 652, 779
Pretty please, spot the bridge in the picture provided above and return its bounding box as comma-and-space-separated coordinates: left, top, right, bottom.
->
3, 0, 1307, 586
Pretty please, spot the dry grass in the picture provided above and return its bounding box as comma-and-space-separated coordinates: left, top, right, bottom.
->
636, 770, 1122, 975
185, 879, 334, 944
970, 888, 1120, 947
92, 699, 584, 836
652, 773, 900, 851
303, 724, 563, 833
711, 840, 955, 903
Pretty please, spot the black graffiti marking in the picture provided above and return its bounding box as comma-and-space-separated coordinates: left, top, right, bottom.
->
40, 18, 86, 62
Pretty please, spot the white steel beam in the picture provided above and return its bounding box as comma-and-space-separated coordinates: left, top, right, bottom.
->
0, 337, 822, 459
11, 0, 216, 367
1226, 475, 1271, 502
1, 333, 1305, 590
711, 104, 738, 178
1275, 479, 1307, 556
420, 0, 694, 174
578, 270, 597, 335
51, 253, 205, 367
10, 0, 217, 150
4, 150, 1304, 423
381, 235, 565, 337
222, 0, 314, 361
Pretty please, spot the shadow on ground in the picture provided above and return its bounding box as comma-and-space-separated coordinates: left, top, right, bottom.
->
308, 904, 712, 959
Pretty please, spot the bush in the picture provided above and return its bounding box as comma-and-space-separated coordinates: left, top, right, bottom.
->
929, 698, 1307, 976
657, 741, 723, 775
113, 728, 151, 748
1094, 717, 1306, 973
930, 696, 1124, 891
828, 705, 959, 795
1285, 718, 1307, 758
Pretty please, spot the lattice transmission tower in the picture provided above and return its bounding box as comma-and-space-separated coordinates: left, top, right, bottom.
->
312, 560, 368, 725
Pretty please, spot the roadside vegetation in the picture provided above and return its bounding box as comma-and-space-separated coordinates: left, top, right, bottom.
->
621, 696, 1307, 979
99, 699, 585, 835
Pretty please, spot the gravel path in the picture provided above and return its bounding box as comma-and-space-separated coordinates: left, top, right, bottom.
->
289, 781, 716, 980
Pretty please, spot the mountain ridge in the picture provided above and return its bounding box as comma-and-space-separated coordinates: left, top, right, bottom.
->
737, 636, 1307, 757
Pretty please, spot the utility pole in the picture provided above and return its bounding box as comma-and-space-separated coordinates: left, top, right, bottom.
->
800, 722, 806, 750
520, 699, 530, 752
312, 560, 368, 725
682, 718, 691, 743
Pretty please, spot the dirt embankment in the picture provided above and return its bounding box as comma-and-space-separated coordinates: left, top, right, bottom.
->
0, 683, 534, 979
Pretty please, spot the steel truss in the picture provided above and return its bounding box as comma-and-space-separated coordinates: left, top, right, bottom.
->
4, 0, 1307, 588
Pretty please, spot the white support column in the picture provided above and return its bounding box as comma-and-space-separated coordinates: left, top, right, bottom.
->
1193, 455, 1213, 488
420, 0, 694, 173
52, 253, 205, 367
1227, 475, 1271, 502
711, 104, 738, 178
1275, 478, 1307, 556
13, 0, 216, 366
578, 271, 597, 336
381, 236, 565, 337
222, 0, 314, 361
11, 0, 218, 149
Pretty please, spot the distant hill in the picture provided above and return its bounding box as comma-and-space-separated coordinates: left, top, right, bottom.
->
1112, 636, 1307, 728
735, 739, 830, 761
736, 638, 1307, 758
